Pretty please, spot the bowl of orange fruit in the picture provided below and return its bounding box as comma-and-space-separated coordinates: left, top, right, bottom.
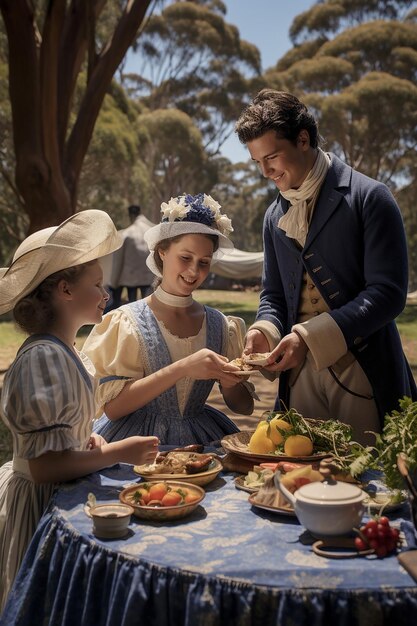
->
221, 410, 333, 464
119, 480, 205, 521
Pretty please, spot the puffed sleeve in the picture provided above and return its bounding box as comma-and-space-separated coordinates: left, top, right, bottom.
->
1, 344, 93, 459
82, 307, 144, 415
225, 315, 259, 399
225, 315, 246, 360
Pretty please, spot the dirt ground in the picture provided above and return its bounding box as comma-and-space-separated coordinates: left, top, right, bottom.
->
207, 372, 278, 430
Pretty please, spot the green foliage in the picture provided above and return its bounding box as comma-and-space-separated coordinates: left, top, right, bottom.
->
128, 1, 261, 155
264, 0, 417, 283
135, 107, 218, 222
375, 397, 417, 490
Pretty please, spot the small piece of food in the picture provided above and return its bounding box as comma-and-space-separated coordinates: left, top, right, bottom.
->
284, 435, 314, 456
243, 467, 274, 489
243, 352, 271, 366
228, 357, 254, 371
268, 417, 292, 446
248, 423, 275, 454
185, 454, 213, 474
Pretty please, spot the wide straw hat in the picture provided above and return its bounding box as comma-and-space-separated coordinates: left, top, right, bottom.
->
0, 209, 122, 315
144, 193, 234, 277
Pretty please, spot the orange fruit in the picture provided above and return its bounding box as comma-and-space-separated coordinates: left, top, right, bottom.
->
248, 424, 275, 454
268, 417, 292, 445
148, 482, 168, 501
161, 492, 183, 507
284, 435, 313, 456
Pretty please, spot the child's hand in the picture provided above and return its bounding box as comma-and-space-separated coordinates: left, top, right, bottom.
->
87, 433, 107, 450
121, 436, 159, 466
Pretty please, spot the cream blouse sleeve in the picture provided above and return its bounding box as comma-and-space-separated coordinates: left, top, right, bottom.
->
225, 315, 258, 398
82, 307, 143, 416
225, 315, 246, 360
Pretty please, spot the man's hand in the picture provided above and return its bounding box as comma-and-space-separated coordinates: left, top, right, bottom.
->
243, 329, 270, 355
263, 332, 308, 372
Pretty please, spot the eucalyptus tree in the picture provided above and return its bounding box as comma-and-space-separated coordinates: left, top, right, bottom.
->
263, 0, 417, 186
263, 0, 417, 284
135, 107, 220, 222
0, 0, 158, 234
124, 0, 261, 156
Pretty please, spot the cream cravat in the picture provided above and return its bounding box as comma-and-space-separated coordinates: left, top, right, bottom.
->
278, 149, 331, 246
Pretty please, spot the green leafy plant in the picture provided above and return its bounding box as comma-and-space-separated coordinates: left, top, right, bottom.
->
374, 397, 417, 490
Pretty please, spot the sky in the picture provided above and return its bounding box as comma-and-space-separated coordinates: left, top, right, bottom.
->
126, 0, 315, 163
220, 0, 315, 162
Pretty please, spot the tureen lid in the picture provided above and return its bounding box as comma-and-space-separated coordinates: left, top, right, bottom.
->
296, 479, 364, 503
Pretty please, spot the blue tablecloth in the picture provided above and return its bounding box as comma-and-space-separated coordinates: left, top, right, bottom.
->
2, 463, 417, 626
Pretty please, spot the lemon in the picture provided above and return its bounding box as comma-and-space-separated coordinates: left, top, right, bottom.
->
255, 419, 268, 431
268, 417, 292, 445
284, 435, 313, 456
248, 423, 275, 454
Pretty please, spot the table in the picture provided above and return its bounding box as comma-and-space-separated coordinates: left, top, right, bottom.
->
2, 463, 417, 626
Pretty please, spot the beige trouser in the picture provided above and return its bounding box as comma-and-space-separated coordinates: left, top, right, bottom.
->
289, 353, 380, 446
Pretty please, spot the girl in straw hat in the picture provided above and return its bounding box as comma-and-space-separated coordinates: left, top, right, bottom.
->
0, 210, 159, 610
83, 193, 256, 445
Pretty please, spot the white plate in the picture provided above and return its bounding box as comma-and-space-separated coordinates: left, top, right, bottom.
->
363, 492, 407, 514
234, 476, 260, 494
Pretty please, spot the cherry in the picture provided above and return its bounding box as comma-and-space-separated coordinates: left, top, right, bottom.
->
355, 515, 401, 558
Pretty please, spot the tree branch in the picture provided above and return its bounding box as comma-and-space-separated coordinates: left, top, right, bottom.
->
64, 0, 154, 200
40, 0, 65, 168
57, 0, 106, 151
0, 0, 43, 183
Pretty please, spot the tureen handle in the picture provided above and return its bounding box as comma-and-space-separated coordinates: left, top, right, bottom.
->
319, 458, 338, 485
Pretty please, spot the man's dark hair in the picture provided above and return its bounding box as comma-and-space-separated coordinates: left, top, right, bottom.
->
235, 89, 321, 148
128, 204, 141, 217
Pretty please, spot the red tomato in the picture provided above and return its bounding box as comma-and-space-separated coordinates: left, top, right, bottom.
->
184, 493, 200, 504
137, 488, 151, 505
149, 482, 168, 501
161, 492, 183, 507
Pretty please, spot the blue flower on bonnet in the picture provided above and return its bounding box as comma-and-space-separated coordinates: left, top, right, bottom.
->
160, 193, 233, 237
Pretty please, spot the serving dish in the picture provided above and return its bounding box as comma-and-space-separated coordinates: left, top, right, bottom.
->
274, 472, 366, 536
119, 481, 205, 521
248, 493, 295, 517
363, 491, 407, 514
221, 430, 331, 464
134, 456, 222, 487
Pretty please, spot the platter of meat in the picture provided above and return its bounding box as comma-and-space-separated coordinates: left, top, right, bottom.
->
134, 449, 223, 487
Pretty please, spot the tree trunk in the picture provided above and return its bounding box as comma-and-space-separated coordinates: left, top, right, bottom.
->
0, 0, 154, 234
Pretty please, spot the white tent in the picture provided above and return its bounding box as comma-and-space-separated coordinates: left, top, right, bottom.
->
100, 227, 264, 283
211, 248, 263, 279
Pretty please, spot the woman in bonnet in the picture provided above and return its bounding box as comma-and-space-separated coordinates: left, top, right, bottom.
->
83, 194, 256, 445
0, 210, 158, 609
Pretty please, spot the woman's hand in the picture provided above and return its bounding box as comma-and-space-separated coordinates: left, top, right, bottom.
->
180, 348, 242, 386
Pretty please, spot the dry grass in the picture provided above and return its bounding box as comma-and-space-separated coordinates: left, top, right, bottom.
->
0, 294, 416, 466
